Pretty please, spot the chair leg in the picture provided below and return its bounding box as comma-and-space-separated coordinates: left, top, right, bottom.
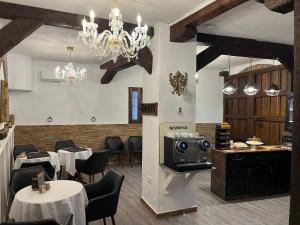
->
118, 155, 121, 166
121, 155, 124, 168
101, 171, 104, 177
103, 218, 107, 225
59, 166, 63, 179
92, 174, 95, 182
111, 216, 116, 225
89, 175, 92, 183
130, 153, 133, 168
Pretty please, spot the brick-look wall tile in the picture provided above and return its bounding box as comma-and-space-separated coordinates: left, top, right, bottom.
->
14, 123, 216, 163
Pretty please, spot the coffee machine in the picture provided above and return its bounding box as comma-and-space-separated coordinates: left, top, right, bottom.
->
164, 135, 213, 172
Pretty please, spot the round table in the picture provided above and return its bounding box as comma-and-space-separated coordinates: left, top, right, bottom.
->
13, 152, 60, 179
57, 148, 92, 176
9, 180, 88, 225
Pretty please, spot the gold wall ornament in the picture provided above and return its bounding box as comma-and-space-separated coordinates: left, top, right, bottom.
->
169, 71, 188, 96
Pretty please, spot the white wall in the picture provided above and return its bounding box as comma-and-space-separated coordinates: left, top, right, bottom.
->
196, 69, 224, 123
9, 58, 143, 125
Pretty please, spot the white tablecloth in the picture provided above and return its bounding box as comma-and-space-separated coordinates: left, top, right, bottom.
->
13, 152, 60, 179
57, 148, 92, 176
9, 180, 88, 225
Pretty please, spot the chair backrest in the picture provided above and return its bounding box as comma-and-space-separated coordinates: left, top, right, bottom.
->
128, 136, 142, 152
105, 136, 124, 152
13, 144, 37, 159
86, 151, 108, 174
86, 170, 124, 221
55, 140, 76, 151
9, 166, 51, 198
0, 214, 73, 225
20, 161, 55, 179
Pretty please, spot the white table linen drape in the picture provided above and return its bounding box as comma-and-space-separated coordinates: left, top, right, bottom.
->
57, 148, 92, 176
9, 180, 88, 225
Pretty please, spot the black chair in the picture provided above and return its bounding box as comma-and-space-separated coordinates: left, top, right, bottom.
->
85, 170, 124, 225
20, 161, 56, 180
105, 137, 125, 168
128, 136, 142, 168
54, 140, 76, 152
13, 144, 38, 159
9, 166, 51, 199
76, 151, 108, 183
1, 214, 73, 225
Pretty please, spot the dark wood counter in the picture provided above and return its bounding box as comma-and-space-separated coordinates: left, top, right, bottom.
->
211, 146, 291, 200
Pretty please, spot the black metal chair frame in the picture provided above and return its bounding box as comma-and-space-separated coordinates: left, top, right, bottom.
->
128, 136, 142, 168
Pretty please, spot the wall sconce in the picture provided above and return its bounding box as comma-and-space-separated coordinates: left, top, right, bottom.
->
169, 71, 188, 96
91, 116, 96, 123
194, 73, 200, 84
47, 116, 53, 123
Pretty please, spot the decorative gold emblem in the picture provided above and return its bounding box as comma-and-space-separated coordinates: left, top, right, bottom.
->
169, 71, 188, 96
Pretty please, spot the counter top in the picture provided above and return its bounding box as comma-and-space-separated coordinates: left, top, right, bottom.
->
213, 145, 291, 154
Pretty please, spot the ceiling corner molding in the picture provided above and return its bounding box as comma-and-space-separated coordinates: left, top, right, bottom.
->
100, 47, 153, 84
170, 0, 248, 42
256, 0, 294, 14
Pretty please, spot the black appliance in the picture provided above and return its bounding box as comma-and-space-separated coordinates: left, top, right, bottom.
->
163, 136, 213, 172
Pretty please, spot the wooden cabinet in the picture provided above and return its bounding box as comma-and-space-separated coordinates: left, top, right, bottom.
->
211, 149, 291, 200
224, 65, 292, 144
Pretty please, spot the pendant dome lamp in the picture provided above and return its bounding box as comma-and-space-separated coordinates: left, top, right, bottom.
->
264, 59, 281, 97
222, 55, 237, 95
244, 57, 259, 96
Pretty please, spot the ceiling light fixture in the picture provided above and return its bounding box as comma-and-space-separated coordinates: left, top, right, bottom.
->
264, 59, 281, 97
222, 56, 237, 95
55, 46, 87, 83
79, 0, 150, 63
244, 57, 259, 96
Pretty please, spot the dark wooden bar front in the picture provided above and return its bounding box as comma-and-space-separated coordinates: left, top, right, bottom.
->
211, 147, 291, 201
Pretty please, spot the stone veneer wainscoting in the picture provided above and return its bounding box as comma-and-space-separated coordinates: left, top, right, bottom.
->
14, 123, 216, 163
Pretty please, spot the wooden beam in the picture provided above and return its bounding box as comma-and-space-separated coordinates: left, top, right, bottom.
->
196, 46, 222, 71
0, 18, 43, 57
197, 33, 294, 72
0, 1, 154, 37
290, 1, 300, 224
134, 47, 153, 74
100, 47, 153, 84
256, 0, 294, 14
170, 0, 248, 42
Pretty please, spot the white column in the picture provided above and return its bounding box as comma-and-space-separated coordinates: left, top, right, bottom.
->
142, 23, 196, 214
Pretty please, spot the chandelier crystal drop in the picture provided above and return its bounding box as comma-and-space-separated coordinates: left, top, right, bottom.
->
55, 46, 87, 83
79, 4, 150, 63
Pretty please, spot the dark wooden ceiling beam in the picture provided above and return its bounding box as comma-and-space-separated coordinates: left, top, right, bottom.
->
170, 0, 248, 42
100, 47, 153, 84
196, 46, 222, 71
0, 1, 154, 37
197, 33, 294, 72
0, 18, 43, 57
256, 0, 294, 14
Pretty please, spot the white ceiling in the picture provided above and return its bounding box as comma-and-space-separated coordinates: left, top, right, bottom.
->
197, 0, 294, 45
2, 0, 207, 26
1, 0, 294, 69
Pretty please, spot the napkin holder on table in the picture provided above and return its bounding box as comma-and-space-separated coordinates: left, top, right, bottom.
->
32, 171, 50, 193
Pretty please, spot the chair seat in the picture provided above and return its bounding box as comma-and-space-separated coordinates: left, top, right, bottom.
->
108, 151, 124, 155
131, 149, 142, 153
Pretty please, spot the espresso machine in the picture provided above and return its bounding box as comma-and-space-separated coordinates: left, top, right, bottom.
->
163, 134, 213, 172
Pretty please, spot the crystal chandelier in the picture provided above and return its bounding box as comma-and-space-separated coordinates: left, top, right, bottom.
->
78, 1, 150, 63
55, 46, 87, 83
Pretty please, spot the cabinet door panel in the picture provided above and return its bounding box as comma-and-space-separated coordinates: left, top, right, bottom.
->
227, 165, 248, 197
248, 164, 271, 195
